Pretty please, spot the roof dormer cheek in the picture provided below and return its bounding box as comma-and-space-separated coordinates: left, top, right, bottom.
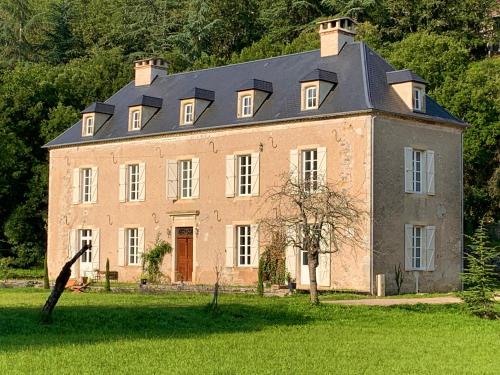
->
236, 79, 273, 119
387, 70, 427, 113
80, 102, 115, 137
300, 69, 338, 111
128, 95, 163, 131
178, 88, 215, 126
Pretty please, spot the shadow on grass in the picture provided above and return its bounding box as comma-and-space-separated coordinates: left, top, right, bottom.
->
0, 302, 310, 353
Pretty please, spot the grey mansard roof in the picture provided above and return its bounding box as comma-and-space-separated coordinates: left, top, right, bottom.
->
45, 42, 465, 148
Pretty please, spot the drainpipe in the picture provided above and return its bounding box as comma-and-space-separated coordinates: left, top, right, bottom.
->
370, 115, 376, 295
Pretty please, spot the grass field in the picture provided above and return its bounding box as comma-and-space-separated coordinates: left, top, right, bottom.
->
0, 289, 499, 374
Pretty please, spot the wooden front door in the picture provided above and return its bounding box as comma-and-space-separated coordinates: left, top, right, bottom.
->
176, 227, 193, 282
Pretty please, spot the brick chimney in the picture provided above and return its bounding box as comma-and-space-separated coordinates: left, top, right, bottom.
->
134, 58, 168, 86
318, 17, 357, 57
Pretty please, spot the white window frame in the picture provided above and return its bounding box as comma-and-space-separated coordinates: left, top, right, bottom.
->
237, 225, 251, 266
83, 115, 94, 136
81, 168, 92, 203
301, 149, 318, 193
80, 229, 92, 264
128, 164, 140, 201
413, 149, 422, 193
131, 109, 141, 130
127, 228, 139, 265
241, 95, 253, 117
238, 154, 252, 196
412, 226, 424, 270
180, 160, 193, 199
413, 88, 422, 111
183, 102, 194, 124
305, 86, 318, 110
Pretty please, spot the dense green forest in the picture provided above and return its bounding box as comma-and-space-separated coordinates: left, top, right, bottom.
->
0, 0, 498, 268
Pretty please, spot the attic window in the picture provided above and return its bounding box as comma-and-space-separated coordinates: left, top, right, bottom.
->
180, 99, 195, 125
83, 115, 94, 136
413, 88, 422, 111
131, 109, 141, 130
305, 86, 318, 109
241, 95, 253, 117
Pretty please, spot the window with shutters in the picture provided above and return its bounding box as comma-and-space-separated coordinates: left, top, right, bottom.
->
128, 164, 140, 201
302, 149, 318, 193
83, 115, 94, 136
412, 150, 422, 193
180, 160, 192, 198
405, 147, 435, 195
81, 168, 92, 203
412, 226, 423, 269
127, 228, 139, 265
237, 225, 251, 266
238, 155, 252, 196
80, 229, 92, 264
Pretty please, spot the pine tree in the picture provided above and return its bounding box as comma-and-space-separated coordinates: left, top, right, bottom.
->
461, 220, 499, 319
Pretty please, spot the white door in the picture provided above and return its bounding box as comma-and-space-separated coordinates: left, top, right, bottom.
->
79, 229, 93, 278
300, 250, 310, 285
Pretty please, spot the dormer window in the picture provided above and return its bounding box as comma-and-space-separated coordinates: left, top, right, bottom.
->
241, 95, 253, 117
413, 88, 422, 111
130, 109, 141, 130
305, 86, 318, 110
300, 69, 337, 111
180, 99, 195, 125
83, 115, 94, 136
183, 102, 194, 124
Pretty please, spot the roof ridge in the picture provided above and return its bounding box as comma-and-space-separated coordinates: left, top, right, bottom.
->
165, 49, 321, 78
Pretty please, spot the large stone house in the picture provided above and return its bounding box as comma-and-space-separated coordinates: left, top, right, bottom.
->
45, 18, 466, 294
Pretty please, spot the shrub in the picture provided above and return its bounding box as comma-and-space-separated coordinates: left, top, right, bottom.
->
142, 234, 172, 284
257, 257, 265, 297
261, 231, 287, 285
461, 220, 500, 319
104, 258, 111, 292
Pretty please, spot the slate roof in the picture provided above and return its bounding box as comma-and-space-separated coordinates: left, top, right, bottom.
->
81, 102, 115, 115
129, 95, 163, 108
386, 69, 426, 84
300, 68, 338, 84
238, 79, 273, 93
45, 42, 465, 148
179, 87, 215, 101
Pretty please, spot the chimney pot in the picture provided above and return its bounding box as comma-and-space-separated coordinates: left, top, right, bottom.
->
318, 17, 357, 57
134, 57, 168, 86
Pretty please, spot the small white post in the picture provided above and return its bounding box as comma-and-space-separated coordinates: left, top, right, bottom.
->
376, 274, 385, 297
414, 271, 420, 294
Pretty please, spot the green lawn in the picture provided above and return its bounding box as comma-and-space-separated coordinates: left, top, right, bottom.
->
0, 289, 499, 374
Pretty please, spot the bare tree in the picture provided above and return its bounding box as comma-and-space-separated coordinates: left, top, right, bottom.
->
259, 173, 365, 304
209, 249, 225, 311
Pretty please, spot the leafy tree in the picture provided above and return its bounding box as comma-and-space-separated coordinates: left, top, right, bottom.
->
461, 220, 500, 318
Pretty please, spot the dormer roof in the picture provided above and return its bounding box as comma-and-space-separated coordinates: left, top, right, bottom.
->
237, 79, 273, 93
81, 102, 115, 115
129, 95, 163, 108
180, 87, 215, 102
300, 69, 338, 84
386, 69, 426, 85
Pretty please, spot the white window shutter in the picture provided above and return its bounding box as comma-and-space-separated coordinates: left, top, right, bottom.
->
404, 224, 413, 270
91, 167, 98, 203
118, 228, 125, 266
290, 149, 299, 184
318, 224, 331, 286
317, 147, 327, 186
72, 168, 81, 204
91, 229, 100, 271
404, 147, 413, 193
251, 152, 260, 196
167, 160, 178, 200
69, 229, 78, 278
426, 150, 435, 195
138, 227, 145, 265
225, 225, 234, 267
119, 164, 127, 202
138, 162, 146, 201
250, 224, 259, 268
425, 226, 436, 271
192, 158, 200, 198
225, 155, 236, 197
285, 227, 297, 279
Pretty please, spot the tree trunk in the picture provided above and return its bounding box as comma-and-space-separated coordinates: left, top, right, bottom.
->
308, 251, 319, 305
40, 244, 89, 322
